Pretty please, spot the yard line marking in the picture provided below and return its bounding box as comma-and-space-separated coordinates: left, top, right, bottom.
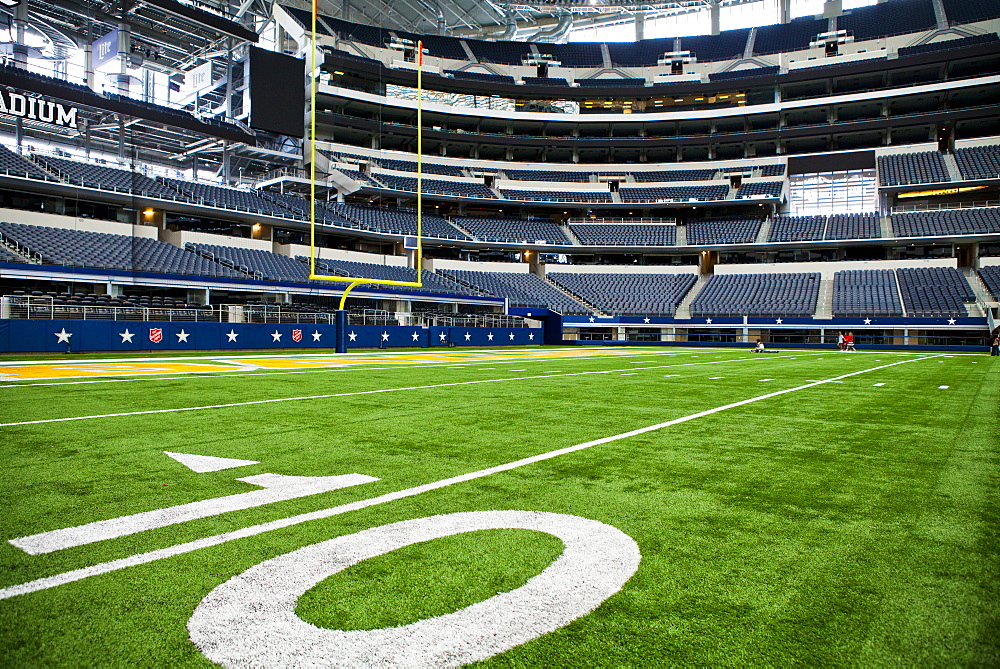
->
873, 383, 885, 387
938, 385, 949, 389
759, 379, 774, 382
709, 377, 725, 380
663, 374, 680, 377
0, 354, 941, 601
0, 354, 827, 428
620, 373, 638, 376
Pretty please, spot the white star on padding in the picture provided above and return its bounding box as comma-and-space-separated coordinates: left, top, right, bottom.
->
411, 332, 420, 341
706, 318, 713, 324
176, 329, 190, 342
54, 328, 72, 343
464, 332, 471, 341
509, 332, 515, 340
271, 331, 282, 342
348, 331, 358, 342
947, 318, 956, 325
226, 330, 239, 342
119, 329, 134, 343
312, 331, 322, 341
643, 317, 650, 323
775, 318, 783, 325
588, 316, 595, 322
863, 318, 872, 325
528, 332, 535, 340
438, 332, 447, 342
381, 331, 390, 342
487, 332, 494, 341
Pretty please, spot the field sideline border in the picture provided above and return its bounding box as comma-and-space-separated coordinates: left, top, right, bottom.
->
0, 353, 943, 601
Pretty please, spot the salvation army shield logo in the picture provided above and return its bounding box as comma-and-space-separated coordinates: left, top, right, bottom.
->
292, 329, 303, 342
148, 328, 163, 343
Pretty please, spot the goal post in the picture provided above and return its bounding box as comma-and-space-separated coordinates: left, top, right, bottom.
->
307, 2, 423, 309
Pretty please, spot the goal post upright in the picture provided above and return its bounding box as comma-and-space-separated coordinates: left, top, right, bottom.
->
307, 0, 424, 350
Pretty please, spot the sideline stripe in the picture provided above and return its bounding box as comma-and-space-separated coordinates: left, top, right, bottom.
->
0, 354, 939, 600
0, 354, 825, 427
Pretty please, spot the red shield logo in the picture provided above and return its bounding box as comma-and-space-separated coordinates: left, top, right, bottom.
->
292, 329, 303, 342
148, 328, 163, 343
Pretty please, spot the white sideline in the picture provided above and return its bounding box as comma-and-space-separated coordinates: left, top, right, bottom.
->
0, 354, 940, 601
0, 353, 826, 427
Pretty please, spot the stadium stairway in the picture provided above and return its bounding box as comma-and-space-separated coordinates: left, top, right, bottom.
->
609, 191, 622, 204
448, 217, 476, 239
892, 271, 908, 317
543, 276, 602, 315
815, 277, 835, 318
942, 153, 963, 182
561, 224, 582, 245
881, 215, 894, 238
27, 156, 63, 182
675, 224, 687, 246
674, 274, 710, 318
755, 217, 772, 244
963, 267, 996, 312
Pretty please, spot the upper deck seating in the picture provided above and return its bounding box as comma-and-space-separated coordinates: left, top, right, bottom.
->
548, 272, 697, 316
768, 215, 827, 242
832, 269, 903, 316
189, 244, 312, 282
33, 155, 179, 198
896, 266, 975, 316
620, 185, 728, 203
0, 221, 242, 277
878, 151, 950, 186
569, 224, 676, 246
953, 145, 1000, 180
686, 217, 763, 245
439, 269, 590, 313
456, 217, 572, 244
891, 208, 1000, 237
826, 212, 881, 240
499, 189, 613, 203
691, 272, 820, 316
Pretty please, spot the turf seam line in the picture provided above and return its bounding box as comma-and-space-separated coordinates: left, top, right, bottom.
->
0, 353, 940, 601
0, 354, 826, 427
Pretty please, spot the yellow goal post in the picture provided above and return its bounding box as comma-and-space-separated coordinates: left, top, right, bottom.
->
308, 3, 423, 310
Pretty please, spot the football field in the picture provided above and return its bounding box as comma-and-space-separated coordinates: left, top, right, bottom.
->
0, 346, 998, 666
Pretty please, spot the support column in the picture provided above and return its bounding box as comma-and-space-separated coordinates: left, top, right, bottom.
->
709, 0, 721, 36
11, 2, 28, 68
336, 309, 348, 353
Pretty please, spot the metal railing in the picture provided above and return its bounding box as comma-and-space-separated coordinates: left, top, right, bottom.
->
892, 199, 1000, 212
4, 296, 224, 322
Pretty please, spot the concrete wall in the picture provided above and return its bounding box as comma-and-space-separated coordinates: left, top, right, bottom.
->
714, 257, 957, 279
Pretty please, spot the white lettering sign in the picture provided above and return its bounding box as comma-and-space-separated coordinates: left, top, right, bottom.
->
0, 89, 78, 128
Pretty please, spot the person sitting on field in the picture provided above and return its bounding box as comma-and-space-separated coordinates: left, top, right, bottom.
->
752, 339, 765, 353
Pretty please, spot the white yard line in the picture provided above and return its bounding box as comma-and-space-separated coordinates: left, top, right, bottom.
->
0, 354, 941, 601
0, 354, 827, 428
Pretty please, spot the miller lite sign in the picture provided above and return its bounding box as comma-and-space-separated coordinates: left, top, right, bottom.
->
148, 328, 163, 343
291, 329, 303, 342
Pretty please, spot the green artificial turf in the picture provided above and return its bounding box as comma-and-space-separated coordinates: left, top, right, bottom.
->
0, 347, 997, 666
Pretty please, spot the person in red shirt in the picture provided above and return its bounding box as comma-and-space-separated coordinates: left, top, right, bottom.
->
844, 332, 856, 352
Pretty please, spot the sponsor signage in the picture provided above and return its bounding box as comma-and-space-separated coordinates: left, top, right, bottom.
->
291, 329, 303, 342
148, 328, 163, 343
92, 29, 119, 69
0, 89, 78, 128
187, 62, 213, 93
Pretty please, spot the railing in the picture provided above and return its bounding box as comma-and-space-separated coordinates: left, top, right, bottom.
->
567, 217, 678, 225
4, 297, 224, 322
892, 199, 1000, 212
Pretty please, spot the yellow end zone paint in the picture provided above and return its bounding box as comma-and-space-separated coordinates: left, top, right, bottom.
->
0, 348, 701, 381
